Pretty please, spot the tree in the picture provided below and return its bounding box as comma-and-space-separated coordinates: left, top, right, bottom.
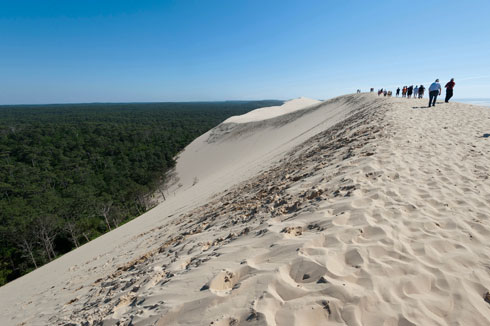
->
35, 215, 59, 262
97, 200, 113, 231
63, 219, 81, 248
7, 214, 39, 269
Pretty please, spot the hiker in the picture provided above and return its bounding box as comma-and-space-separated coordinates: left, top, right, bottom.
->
383, 89, 387, 96
388, 91, 392, 97
445, 78, 455, 102
370, 88, 374, 92
407, 85, 413, 99
414, 85, 419, 98
428, 79, 441, 107
396, 88, 400, 97
418, 85, 425, 98
402, 86, 407, 97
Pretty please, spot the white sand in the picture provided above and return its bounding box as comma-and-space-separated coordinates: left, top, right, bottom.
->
223, 97, 321, 123
1, 94, 490, 326
167, 96, 341, 196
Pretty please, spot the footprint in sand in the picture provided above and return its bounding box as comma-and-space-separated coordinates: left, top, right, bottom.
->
207, 266, 251, 296
112, 293, 137, 319
288, 258, 328, 284
360, 225, 387, 241
344, 248, 364, 268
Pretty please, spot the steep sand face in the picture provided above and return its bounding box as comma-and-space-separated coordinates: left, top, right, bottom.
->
1, 94, 490, 326
169, 96, 343, 195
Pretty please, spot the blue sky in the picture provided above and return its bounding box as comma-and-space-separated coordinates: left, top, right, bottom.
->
1, 0, 489, 104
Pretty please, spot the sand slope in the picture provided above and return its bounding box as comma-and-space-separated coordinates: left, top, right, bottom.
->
1, 94, 490, 326
169, 96, 333, 195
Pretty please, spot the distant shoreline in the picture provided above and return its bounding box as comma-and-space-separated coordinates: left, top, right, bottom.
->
455, 98, 490, 107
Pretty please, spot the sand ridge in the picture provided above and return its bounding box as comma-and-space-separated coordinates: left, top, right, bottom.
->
223, 97, 321, 124
168, 94, 363, 196
1, 94, 490, 325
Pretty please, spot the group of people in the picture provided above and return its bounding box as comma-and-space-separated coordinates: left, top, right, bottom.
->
397, 85, 425, 99
369, 78, 456, 107
391, 78, 456, 107
376, 89, 392, 97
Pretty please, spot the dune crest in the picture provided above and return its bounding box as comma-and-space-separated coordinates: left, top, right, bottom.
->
1, 94, 490, 326
223, 97, 321, 124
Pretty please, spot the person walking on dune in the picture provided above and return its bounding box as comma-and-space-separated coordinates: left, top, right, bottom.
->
414, 85, 419, 98
445, 78, 455, 102
396, 87, 400, 97
402, 86, 407, 97
407, 85, 413, 99
428, 79, 441, 107
418, 84, 425, 98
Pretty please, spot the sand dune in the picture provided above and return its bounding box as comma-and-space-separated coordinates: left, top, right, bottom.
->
1, 94, 490, 325
169, 96, 342, 195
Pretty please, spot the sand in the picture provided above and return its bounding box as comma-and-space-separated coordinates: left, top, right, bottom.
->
1, 94, 489, 326
223, 97, 321, 123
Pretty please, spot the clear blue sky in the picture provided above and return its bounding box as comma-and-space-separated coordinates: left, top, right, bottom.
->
1, 0, 489, 104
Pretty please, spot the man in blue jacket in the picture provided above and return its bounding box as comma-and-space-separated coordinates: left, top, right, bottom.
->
428, 79, 441, 107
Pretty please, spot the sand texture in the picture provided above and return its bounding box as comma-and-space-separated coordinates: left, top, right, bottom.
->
1, 94, 490, 326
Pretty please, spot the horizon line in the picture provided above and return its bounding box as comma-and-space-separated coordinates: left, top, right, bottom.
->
0, 99, 288, 107
1, 96, 489, 107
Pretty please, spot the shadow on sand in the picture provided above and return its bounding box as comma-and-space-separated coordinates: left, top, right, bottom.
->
412, 102, 445, 109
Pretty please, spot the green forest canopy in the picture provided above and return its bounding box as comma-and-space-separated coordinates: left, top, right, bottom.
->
0, 100, 282, 286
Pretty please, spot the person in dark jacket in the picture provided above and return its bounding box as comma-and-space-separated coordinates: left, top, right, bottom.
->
396, 88, 400, 97
445, 78, 455, 102
407, 85, 413, 98
418, 85, 425, 98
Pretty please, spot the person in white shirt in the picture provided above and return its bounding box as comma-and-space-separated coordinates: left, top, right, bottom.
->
428, 79, 441, 107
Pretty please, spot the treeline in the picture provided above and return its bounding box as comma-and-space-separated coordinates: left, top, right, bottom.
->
0, 100, 282, 285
